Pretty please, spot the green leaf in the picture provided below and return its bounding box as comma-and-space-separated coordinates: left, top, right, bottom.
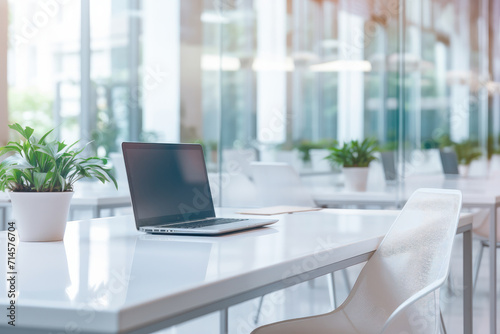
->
325, 138, 378, 168
39, 128, 54, 144
9, 123, 34, 140
33, 172, 49, 191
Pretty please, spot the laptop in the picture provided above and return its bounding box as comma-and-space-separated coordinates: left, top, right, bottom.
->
439, 150, 460, 176
122, 142, 278, 235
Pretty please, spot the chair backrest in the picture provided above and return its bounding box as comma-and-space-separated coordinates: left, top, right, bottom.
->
471, 208, 500, 241
222, 149, 258, 178
208, 172, 259, 208
250, 162, 316, 207
340, 188, 462, 333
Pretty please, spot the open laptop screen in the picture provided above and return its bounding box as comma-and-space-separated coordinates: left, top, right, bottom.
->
122, 143, 216, 228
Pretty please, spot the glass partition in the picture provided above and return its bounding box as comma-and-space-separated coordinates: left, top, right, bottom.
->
5, 0, 497, 207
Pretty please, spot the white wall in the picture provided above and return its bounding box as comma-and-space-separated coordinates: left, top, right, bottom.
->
0, 0, 8, 144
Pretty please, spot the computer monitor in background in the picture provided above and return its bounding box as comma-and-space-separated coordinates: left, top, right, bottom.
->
439, 150, 460, 176
380, 151, 397, 181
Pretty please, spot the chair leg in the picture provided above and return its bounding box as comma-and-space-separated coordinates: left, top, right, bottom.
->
254, 296, 265, 324
440, 309, 448, 334
327, 272, 337, 309
473, 241, 486, 291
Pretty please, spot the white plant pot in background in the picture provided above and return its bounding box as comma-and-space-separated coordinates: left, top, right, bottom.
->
458, 164, 470, 178
343, 167, 370, 192
9, 192, 74, 242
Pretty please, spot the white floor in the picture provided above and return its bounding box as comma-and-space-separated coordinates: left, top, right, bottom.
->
154, 235, 499, 334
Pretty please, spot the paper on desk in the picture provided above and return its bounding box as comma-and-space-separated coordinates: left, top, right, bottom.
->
237, 206, 322, 215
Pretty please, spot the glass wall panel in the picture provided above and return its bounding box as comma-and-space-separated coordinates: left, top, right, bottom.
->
4, 0, 497, 208
7, 0, 81, 141
401, 0, 491, 179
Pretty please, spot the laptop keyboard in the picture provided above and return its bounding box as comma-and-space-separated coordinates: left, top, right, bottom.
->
162, 218, 247, 229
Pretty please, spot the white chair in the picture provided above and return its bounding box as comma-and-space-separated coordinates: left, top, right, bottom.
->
222, 148, 258, 178
252, 188, 462, 334
207, 172, 259, 208
251, 162, 316, 207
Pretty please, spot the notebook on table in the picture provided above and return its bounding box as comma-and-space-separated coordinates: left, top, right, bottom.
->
122, 142, 277, 235
237, 206, 322, 216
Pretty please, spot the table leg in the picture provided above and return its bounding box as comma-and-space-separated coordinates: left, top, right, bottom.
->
327, 272, 337, 309
220, 308, 228, 334
1, 207, 6, 230
463, 229, 473, 334
489, 205, 497, 334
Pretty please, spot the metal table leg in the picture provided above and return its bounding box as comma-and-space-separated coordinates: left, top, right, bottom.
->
220, 308, 228, 334
463, 228, 473, 334
489, 204, 497, 334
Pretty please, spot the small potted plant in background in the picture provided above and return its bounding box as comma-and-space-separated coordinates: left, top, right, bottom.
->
325, 138, 378, 191
0, 124, 117, 242
453, 139, 482, 177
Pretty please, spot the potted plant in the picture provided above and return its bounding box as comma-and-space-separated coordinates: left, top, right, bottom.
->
325, 138, 378, 191
0, 124, 117, 242
453, 140, 482, 177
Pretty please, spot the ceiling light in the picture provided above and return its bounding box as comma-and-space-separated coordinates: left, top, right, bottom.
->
201, 55, 241, 71
309, 60, 372, 72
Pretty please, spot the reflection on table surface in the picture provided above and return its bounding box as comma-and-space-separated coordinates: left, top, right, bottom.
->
0, 209, 399, 326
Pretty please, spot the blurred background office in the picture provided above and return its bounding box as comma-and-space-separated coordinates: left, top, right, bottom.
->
1, 0, 499, 204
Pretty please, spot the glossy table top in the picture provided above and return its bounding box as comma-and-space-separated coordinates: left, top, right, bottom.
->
0, 208, 472, 333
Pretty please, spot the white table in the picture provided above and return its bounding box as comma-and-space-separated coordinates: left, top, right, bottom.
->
312, 175, 499, 334
0, 208, 473, 334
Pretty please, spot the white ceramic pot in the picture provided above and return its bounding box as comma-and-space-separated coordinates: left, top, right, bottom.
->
343, 167, 369, 192
9, 192, 74, 242
458, 164, 470, 178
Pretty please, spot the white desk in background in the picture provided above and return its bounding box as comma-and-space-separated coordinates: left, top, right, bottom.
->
0, 182, 132, 229
69, 182, 131, 219
312, 174, 500, 334
0, 208, 473, 334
